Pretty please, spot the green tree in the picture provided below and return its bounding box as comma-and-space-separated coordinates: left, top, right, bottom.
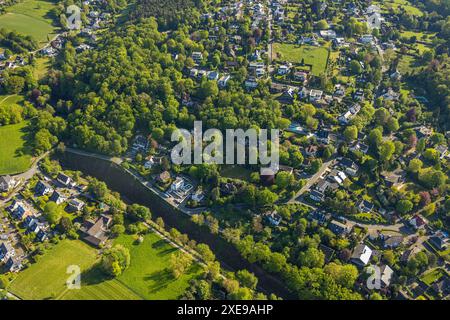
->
236, 270, 258, 290
298, 247, 325, 268
408, 159, 423, 173
101, 245, 131, 277
396, 199, 413, 215
169, 251, 193, 279
343, 125, 358, 142
44, 201, 63, 225
127, 204, 151, 221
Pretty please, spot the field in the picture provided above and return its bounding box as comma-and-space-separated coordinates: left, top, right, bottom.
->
399, 31, 436, 43
9, 239, 140, 300
9, 232, 201, 300
273, 43, 329, 76
115, 232, 202, 300
0, 120, 33, 175
375, 0, 424, 16
0, 0, 59, 44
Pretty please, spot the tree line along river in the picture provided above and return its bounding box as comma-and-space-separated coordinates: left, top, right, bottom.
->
59, 150, 295, 299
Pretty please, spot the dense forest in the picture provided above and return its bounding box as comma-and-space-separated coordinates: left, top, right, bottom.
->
0, 28, 37, 54
129, 0, 206, 29
45, 17, 284, 155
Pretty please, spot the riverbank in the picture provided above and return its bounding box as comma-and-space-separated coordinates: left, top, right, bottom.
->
58, 149, 295, 299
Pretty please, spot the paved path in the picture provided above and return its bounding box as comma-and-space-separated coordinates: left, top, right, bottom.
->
288, 157, 335, 203
0, 151, 50, 206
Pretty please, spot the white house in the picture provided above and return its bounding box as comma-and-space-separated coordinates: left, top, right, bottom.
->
320, 30, 337, 39
171, 177, 185, 192
351, 244, 372, 266
0, 175, 17, 192
277, 65, 290, 75
309, 89, 323, 102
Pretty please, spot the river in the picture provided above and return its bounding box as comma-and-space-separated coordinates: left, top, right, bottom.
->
59, 150, 295, 299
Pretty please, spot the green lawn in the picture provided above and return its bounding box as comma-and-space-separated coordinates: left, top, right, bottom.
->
221, 165, 253, 182
420, 268, 445, 286
397, 54, 422, 74
60, 266, 142, 300
0, 0, 59, 44
375, 0, 424, 16
33, 56, 51, 80
400, 30, 436, 43
273, 43, 329, 76
9, 239, 141, 300
115, 232, 203, 300
9, 240, 99, 299
0, 120, 33, 175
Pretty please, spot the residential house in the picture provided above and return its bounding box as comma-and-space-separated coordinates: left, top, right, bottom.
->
218, 74, 231, 88
263, 210, 282, 226
381, 171, 404, 188
308, 211, 331, 225
35, 181, 53, 196
359, 34, 375, 45
309, 89, 323, 102
11, 202, 30, 220
429, 230, 448, 250
57, 173, 72, 187
310, 190, 325, 202
293, 71, 308, 84
353, 88, 365, 101
358, 200, 374, 213
383, 236, 404, 249
436, 145, 448, 159
328, 220, 350, 236
320, 29, 337, 39
80, 215, 112, 247
381, 88, 400, 101
305, 145, 318, 157
316, 179, 330, 194
316, 130, 330, 144
277, 65, 290, 75
409, 215, 427, 229
278, 165, 294, 175
350, 141, 369, 154
191, 189, 205, 202
68, 198, 85, 212
189, 68, 199, 78
332, 37, 346, 48
192, 52, 203, 63
380, 264, 394, 287
171, 177, 185, 192
0, 242, 15, 262
207, 71, 220, 81
220, 182, 238, 196
340, 158, 359, 176
278, 88, 295, 104
50, 190, 66, 205
5, 256, 22, 272
36, 229, 48, 242
351, 244, 373, 266
319, 244, 336, 263
333, 84, 346, 97
431, 277, 450, 297
0, 175, 17, 192
245, 78, 258, 90
144, 156, 161, 169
